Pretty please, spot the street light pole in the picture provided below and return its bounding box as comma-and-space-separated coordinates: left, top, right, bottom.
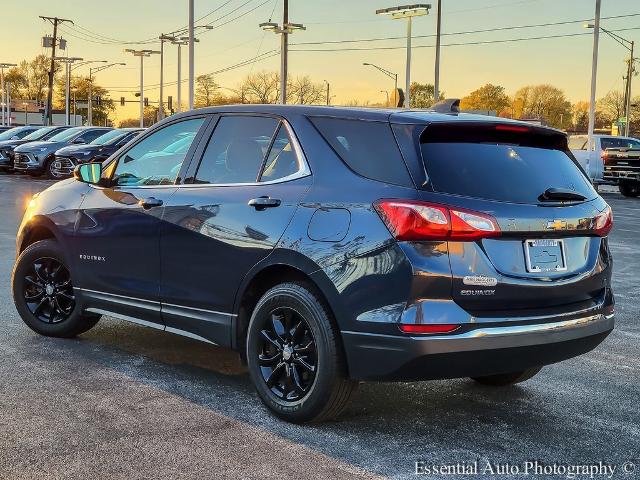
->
587, 0, 601, 175
55, 57, 83, 125
324, 80, 330, 105
376, 4, 431, 109
434, 0, 442, 102
0, 63, 17, 126
188, 0, 195, 110
624, 41, 634, 136
125, 49, 160, 127
260, 0, 305, 105
363, 62, 399, 107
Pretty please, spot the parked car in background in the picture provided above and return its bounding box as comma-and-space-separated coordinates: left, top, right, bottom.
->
12, 105, 614, 423
569, 134, 640, 186
0, 126, 42, 142
13, 126, 112, 178
0, 126, 72, 172
52, 128, 143, 179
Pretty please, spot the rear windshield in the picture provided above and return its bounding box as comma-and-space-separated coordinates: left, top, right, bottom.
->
420, 123, 596, 204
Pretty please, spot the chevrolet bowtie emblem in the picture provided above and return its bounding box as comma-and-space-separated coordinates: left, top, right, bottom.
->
546, 219, 567, 230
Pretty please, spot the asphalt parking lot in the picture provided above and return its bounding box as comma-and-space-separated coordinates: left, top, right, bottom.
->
0, 174, 638, 480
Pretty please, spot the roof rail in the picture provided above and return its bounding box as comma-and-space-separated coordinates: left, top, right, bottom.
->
430, 98, 460, 114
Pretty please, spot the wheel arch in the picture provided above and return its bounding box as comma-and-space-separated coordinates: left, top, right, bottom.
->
18, 216, 62, 255
231, 250, 347, 356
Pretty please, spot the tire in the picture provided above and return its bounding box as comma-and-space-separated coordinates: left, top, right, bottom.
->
12, 239, 100, 338
618, 180, 640, 197
45, 158, 63, 180
246, 282, 357, 423
471, 366, 542, 386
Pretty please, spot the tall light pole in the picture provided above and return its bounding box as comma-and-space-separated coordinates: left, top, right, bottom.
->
381, 90, 390, 106
188, 0, 195, 110
0, 63, 17, 126
434, 0, 442, 102
363, 62, 398, 107
376, 4, 431, 109
71, 60, 108, 125
587, 0, 601, 175
126, 49, 160, 127
54, 57, 83, 125
159, 34, 177, 120
172, 37, 198, 112
585, 21, 636, 137
260, 0, 305, 104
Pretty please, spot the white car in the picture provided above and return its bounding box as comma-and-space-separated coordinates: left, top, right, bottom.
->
569, 134, 640, 184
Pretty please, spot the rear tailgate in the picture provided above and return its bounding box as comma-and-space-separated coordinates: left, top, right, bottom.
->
417, 122, 612, 316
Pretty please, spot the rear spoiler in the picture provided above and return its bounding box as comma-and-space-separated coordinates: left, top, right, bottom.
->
430, 98, 460, 114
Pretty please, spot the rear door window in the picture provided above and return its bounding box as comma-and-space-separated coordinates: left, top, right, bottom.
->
310, 116, 413, 187
420, 123, 596, 204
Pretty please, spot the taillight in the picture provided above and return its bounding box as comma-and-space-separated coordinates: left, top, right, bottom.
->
374, 200, 500, 241
399, 324, 460, 334
594, 205, 613, 236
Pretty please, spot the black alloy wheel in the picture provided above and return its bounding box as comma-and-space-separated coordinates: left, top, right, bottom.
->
257, 307, 317, 402
23, 257, 75, 324
246, 282, 357, 423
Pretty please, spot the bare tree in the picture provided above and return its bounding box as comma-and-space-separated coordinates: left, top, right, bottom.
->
288, 76, 325, 105
512, 84, 572, 128
241, 71, 280, 104
597, 90, 625, 124
195, 74, 219, 108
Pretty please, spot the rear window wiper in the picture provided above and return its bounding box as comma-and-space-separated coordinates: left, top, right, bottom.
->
538, 187, 587, 202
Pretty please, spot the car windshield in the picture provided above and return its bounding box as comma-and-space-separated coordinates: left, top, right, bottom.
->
47, 127, 85, 142
90, 130, 128, 145
0, 127, 31, 141
22, 127, 59, 141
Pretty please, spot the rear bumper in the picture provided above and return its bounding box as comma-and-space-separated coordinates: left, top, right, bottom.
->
342, 312, 614, 381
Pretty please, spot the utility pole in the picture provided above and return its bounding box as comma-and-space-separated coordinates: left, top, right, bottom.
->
324, 80, 330, 105
172, 37, 197, 113
624, 41, 634, 137
0, 63, 17, 126
40, 16, 73, 125
587, 0, 601, 178
434, 0, 442, 102
188, 0, 195, 110
125, 50, 160, 127
260, 0, 305, 105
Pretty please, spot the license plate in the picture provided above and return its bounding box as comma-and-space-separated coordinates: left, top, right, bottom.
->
524, 239, 567, 273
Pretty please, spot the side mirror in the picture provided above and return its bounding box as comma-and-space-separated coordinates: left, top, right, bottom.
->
74, 163, 102, 184
10, 136, 19, 140
73, 138, 86, 144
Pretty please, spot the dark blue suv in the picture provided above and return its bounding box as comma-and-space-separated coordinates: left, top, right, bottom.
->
11, 105, 614, 423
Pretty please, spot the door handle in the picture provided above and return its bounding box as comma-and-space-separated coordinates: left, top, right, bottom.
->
138, 197, 164, 209
248, 196, 281, 210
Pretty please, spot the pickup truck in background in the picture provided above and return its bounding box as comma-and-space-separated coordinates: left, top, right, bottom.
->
603, 147, 640, 197
569, 134, 640, 187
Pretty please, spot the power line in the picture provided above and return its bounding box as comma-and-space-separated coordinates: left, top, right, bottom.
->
289, 26, 640, 53
291, 13, 640, 47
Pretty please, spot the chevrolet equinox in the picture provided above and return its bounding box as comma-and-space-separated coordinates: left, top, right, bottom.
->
12, 104, 614, 423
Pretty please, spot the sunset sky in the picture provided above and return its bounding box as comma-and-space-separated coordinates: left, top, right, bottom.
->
5, 0, 639, 122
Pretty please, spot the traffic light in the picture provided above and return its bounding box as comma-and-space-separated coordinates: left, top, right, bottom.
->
120, 97, 125, 106
144, 97, 149, 107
